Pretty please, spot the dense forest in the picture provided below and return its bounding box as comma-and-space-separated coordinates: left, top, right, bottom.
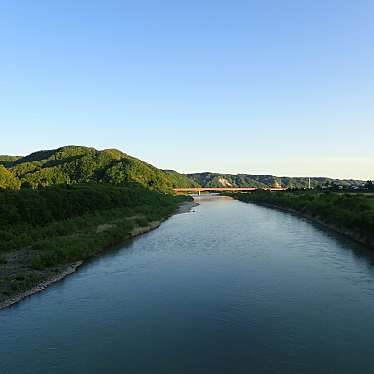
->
0, 183, 186, 255
0, 146, 195, 192
230, 190, 374, 248
164, 170, 200, 188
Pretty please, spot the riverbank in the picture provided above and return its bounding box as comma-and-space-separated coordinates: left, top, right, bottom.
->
255, 202, 374, 249
0, 221, 160, 310
229, 191, 374, 250
0, 199, 197, 310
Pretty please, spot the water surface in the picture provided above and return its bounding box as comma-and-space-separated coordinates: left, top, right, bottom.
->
1, 196, 374, 373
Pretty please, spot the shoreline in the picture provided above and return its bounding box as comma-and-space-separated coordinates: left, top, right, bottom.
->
0, 261, 83, 310
244, 201, 374, 250
0, 200, 198, 311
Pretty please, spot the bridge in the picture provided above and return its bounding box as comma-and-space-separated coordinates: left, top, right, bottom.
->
174, 187, 286, 195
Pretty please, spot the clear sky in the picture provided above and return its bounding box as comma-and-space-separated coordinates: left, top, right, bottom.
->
1, 0, 373, 179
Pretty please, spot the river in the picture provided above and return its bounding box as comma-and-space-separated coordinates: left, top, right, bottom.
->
1, 196, 374, 373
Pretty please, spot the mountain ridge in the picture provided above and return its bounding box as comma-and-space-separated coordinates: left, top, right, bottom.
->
185, 172, 364, 189
0, 146, 180, 192
0, 146, 367, 191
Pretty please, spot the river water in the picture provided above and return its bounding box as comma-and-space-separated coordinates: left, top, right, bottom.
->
1, 196, 374, 373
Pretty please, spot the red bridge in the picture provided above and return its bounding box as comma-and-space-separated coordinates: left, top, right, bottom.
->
174, 187, 286, 194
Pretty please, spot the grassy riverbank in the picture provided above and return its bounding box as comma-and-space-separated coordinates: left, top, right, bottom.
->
229, 191, 374, 249
0, 183, 190, 308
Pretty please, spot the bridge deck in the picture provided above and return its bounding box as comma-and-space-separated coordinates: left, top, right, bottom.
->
174, 187, 285, 192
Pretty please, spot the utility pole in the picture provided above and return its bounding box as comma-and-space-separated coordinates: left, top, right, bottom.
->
308, 177, 311, 189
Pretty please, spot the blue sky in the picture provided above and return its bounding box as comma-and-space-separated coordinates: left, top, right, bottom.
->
1, 0, 373, 179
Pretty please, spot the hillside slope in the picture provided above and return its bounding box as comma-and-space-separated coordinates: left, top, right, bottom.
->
186, 172, 364, 189
164, 170, 200, 188
0, 147, 365, 191
0, 146, 175, 193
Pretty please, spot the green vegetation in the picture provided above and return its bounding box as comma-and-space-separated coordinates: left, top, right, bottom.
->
0, 146, 366, 192
365, 180, 374, 191
188, 172, 271, 188
0, 183, 185, 251
1, 144, 370, 306
0, 145, 198, 306
230, 190, 374, 248
164, 170, 200, 188
0, 146, 200, 303
0, 182, 189, 305
0, 155, 22, 168
0, 165, 21, 190
1, 145, 176, 193
187, 172, 364, 189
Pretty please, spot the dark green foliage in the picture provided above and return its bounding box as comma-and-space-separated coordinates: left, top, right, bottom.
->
0, 155, 22, 168
0, 181, 189, 302
231, 191, 374, 241
30, 221, 133, 270
164, 170, 200, 188
104, 157, 173, 192
3, 145, 175, 193
0, 183, 186, 253
365, 181, 374, 191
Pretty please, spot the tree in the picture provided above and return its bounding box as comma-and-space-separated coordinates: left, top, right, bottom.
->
0, 165, 21, 190
365, 180, 374, 191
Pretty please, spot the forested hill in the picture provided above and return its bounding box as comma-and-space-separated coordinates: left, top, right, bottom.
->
163, 170, 200, 188
186, 172, 364, 189
0, 146, 365, 191
0, 146, 193, 192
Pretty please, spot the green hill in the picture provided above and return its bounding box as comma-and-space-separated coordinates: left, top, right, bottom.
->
0, 146, 366, 191
186, 172, 364, 189
0, 146, 175, 193
164, 170, 200, 188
